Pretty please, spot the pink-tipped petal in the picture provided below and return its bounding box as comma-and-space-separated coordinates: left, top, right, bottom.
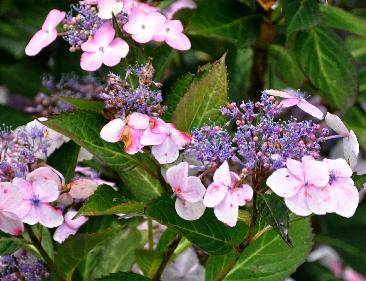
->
168, 123, 192, 148
203, 183, 228, 208
332, 179, 359, 218
214, 193, 239, 227
213, 161, 232, 188
234, 184, 253, 206
38, 204, 64, 228
303, 158, 329, 187
0, 212, 24, 236
69, 179, 98, 199
284, 188, 312, 216
100, 118, 125, 143
42, 9, 66, 30
166, 162, 188, 191
297, 100, 324, 120
175, 198, 205, 220
103, 38, 129, 66
325, 112, 349, 136
266, 168, 303, 198
123, 127, 144, 154
53, 223, 77, 243
182, 176, 206, 203
151, 137, 179, 164
32, 179, 59, 203
0, 182, 23, 210
127, 112, 150, 130
80, 51, 103, 71
265, 89, 294, 99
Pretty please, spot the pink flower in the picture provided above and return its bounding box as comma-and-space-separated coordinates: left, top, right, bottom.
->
265, 89, 324, 120
123, 7, 166, 43
100, 112, 150, 154
344, 268, 366, 281
69, 178, 99, 200
153, 19, 191, 51
140, 119, 192, 164
81, 22, 129, 71
12, 167, 64, 228
97, 0, 124, 19
266, 157, 333, 216
163, 0, 196, 19
325, 112, 359, 168
53, 209, 88, 243
203, 161, 253, 227
0, 182, 24, 235
323, 158, 359, 218
25, 166, 65, 190
166, 162, 206, 220
25, 9, 65, 56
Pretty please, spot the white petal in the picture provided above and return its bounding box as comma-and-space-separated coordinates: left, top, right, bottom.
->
175, 198, 205, 220
333, 179, 359, 218
343, 130, 359, 169
166, 162, 188, 191
325, 112, 349, 135
53, 224, 77, 243
266, 168, 303, 198
203, 182, 228, 207
213, 161, 232, 187
214, 192, 239, 227
151, 137, 179, 164
37, 204, 64, 228
100, 119, 125, 143
284, 188, 312, 216
182, 176, 206, 203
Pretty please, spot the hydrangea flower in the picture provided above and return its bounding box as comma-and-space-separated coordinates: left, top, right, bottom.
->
325, 112, 359, 168
0, 182, 24, 235
25, 9, 66, 56
166, 162, 206, 220
53, 209, 88, 243
81, 22, 129, 71
97, 0, 124, 19
265, 89, 324, 120
203, 161, 253, 227
153, 19, 191, 51
69, 178, 99, 199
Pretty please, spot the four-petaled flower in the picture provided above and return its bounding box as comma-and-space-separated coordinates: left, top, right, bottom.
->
153, 19, 191, 51
166, 162, 206, 220
81, 22, 129, 71
203, 161, 253, 227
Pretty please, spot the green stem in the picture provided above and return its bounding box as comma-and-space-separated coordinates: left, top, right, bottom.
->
148, 217, 154, 250
26, 225, 63, 281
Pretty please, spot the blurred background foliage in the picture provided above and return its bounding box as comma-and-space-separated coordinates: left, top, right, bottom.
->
0, 0, 366, 280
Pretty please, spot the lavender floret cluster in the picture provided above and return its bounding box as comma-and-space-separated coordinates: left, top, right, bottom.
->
0, 124, 50, 181
26, 74, 103, 116
0, 250, 48, 281
99, 66, 166, 119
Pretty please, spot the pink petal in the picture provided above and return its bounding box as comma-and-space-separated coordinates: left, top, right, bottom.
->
81, 40, 100, 53
26, 166, 64, 189
325, 112, 349, 136
181, 176, 206, 202
303, 157, 329, 187
100, 118, 125, 143
166, 162, 188, 191
151, 137, 179, 164
42, 9, 66, 30
166, 31, 191, 51
323, 158, 352, 178
164, 0, 196, 19
168, 123, 192, 149
53, 223, 77, 243
332, 179, 359, 218
306, 185, 336, 215
0, 211, 24, 236
214, 192, 239, 227
38, 204, 64, 228
150, 118, 170, 134
279, 98, 299, 108
175, 198, 205, 220
343, 130, 359, 169
12, 200, 32, 219
264, 89, 294, 99
93, 22, 116, 46
137, 3, 158, 13
140, 127, 168, 145
32, 179, 59, 203
297, 100, 324, 120
64, 209, 88, 229
69, 179, 98, 199
213, 161, 232, 188
97, 0, 124, 19
12, 178, 33, 200
80, 51, 103, 71
284, 188, 312, 216
233, 184, 253, 206
102, 38, 129, 67
286, 158, 304, 180
0, 182, 23, 211
123, 127, 144, 154
153, 19, 183, 41
203, 182, 228, 208
22, 205, 39, 225
25, 30, 56, 56
344, 268, 366, 281
127, 112, 150, 130
266, 168, 303, 198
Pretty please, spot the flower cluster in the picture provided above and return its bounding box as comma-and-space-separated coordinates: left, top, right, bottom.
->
0, 250, 48, 281
26, 74, 103, 116
99, 65, 166, 119
25, 0, 193, 71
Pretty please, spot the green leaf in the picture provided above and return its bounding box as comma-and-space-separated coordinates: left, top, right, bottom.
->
77, 185, 145, 217
95, 272, 151, 281
320, 5, 366, 37
145, 195, 248, 255
292, 262, 343, 281
135, 249, 164, 278
43, 111, 163, 201
58, 96, 104, 113
0, 236, 23, 255
267, 44, 305, 88
47, 140, 80, 183
284, 0, 321, 35
79, 226, 144, 280
352, 174, 366, 190
257, 193, 292, 246
293, 27, 357, 110
171, 54, 228, 132
162, 73, 195, 121
345, 36, 366, 64
156, 228, 178, 251
187, 0, 261, 46
55, 229, 116, 280
0, 105, 31, 127
205, 217, 313, 281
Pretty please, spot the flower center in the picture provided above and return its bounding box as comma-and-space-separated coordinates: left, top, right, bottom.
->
329, 170, 338, 184
99, 46, 105, 53
31, 194, 41, 207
